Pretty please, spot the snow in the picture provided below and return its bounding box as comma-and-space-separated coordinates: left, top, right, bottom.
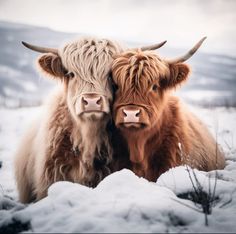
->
181, 90, 232, 102
189, 106, 236, 151
0, 107, 41, 199
0, 106, 236, 232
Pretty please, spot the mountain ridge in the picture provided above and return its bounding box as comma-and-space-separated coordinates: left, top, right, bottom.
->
0, 21, 235, 107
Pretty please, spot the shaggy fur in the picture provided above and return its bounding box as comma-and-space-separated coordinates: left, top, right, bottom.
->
111, 50, 225, 181
15, 37, 124, 203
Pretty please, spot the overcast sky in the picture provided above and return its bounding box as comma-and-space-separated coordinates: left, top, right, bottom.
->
0, 0, 235, 56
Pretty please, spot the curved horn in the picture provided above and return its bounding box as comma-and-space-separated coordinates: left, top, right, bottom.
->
132, 40, 167, 51
141, 40, 167, 51
166, 37, 207, 64
22, 41, 58, 54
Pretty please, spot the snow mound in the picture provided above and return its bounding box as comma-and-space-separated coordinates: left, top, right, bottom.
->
157, 165, 236, 195
1, 168, 236, 233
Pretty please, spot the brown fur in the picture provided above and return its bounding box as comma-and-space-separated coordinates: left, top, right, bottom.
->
38, 53, 67, 78
111, 50, 225, 181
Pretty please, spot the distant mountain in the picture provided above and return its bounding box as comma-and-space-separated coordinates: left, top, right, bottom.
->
0, 21, 236, 107
178, 51, 236, 107
0, 21, 77, 107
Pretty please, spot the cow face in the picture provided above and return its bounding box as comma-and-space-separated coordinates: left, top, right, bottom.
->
111, 50, 190, 131
111, 37, 206, 131
36, 38, 123, 123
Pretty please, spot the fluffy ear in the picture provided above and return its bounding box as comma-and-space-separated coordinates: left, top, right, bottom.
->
37, 53, 67, 79
161, 63, 190, 88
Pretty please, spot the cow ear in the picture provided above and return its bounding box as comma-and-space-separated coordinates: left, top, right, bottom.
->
165, 63, 190, 88
37, 53, 68, 79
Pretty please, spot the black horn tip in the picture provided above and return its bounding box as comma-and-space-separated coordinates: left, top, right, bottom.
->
162, 40, 167, 45
22, 41, 26, 46
22, 41, 30, 49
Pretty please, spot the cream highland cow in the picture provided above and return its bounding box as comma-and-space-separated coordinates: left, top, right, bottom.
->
15, 37, 124, 203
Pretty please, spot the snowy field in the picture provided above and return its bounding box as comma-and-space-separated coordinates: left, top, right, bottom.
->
0, 105, 236, 233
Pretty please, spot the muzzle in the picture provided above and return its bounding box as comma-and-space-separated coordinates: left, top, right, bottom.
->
75, 93, 110, 116
115, 105, 150, 129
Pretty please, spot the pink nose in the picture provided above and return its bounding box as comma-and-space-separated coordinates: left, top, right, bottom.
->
82, 96, 102, 111
123, 109, 140, 122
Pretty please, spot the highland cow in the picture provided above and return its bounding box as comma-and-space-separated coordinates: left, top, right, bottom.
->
14, 37, 125, 203
111, 37, 225, 181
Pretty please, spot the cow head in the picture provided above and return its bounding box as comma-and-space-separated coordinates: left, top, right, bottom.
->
112, 37, 206, 132
22, 38, 124, 124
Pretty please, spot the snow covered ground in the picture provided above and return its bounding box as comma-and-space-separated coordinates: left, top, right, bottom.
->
0, 105, 236, 233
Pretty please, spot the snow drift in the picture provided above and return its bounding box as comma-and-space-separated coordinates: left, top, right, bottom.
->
1, 166, 236, 233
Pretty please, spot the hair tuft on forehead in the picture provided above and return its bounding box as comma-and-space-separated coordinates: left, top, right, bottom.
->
60, 37, 124, 84
112, 50, 169, 91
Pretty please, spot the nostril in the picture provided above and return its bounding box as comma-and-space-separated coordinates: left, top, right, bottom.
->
123, 110, 127, 117
135, 110, 141, 117
82, 97, 88, 106
96, 97, 102, 105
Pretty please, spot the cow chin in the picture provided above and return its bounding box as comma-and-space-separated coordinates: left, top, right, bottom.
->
118, 122, 148, 130
79, 111, 109, 122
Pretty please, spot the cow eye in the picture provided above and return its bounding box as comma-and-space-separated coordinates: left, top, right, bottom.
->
152, 84, 158, 92
66, 72, 75, 79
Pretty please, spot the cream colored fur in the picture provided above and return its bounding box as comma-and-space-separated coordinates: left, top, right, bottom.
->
15, 37, 123, 203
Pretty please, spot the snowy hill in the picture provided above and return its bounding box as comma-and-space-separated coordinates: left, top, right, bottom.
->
0, 21, 236, 107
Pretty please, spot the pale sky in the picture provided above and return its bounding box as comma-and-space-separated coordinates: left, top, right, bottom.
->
0, 0, 236, 56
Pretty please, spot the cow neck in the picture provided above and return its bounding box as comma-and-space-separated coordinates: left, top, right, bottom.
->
124, 104, 167, 179
131, 97, 183, 181
71, 116, 111, 168
126, 124, 162, 178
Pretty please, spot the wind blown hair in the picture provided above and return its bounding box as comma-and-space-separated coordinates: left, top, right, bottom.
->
112, 50, 169, 92
61, 38, 123, 88
14, 37, 125, 203
111, 49, 225, 181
